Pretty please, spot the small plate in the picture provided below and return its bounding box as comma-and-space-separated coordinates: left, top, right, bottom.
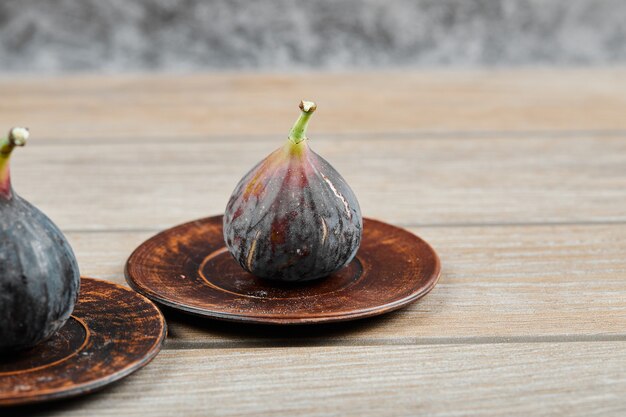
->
0, 278, 166, 406
126, 216, 441, 324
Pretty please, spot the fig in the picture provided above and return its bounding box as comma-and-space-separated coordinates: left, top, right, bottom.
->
0, 127, 80, 352
224, 101, 362, 281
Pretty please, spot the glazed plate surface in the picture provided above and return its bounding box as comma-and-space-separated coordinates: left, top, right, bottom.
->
126, 216, 441, 324
0, 278, 166, 406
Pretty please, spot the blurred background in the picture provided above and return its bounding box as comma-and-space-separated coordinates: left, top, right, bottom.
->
1, 0, 623, 229
1, 0, 625, 73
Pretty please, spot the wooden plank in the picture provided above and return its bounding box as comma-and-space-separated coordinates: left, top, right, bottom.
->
10, 135, 626, 231
8, 343, 626, 417
2, 69, 626, 139
67, 223, 626, 343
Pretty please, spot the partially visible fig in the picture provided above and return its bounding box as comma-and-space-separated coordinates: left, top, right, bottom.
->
0, 127, 80, 352
224, 101, 362, 282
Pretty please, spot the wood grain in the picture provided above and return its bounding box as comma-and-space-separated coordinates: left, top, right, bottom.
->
2, 70, 626, 415
2, 69, 626, 140
8, 135, 626, 231
64, 223, 626, 344
6, 343, 626, 417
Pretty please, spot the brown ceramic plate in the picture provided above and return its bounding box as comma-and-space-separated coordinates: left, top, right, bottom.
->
0, 278, 166, 406
126, 215, 440, 324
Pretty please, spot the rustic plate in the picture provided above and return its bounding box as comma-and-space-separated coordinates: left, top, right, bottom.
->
126, 216, 440, 324
0, 278, 166, 406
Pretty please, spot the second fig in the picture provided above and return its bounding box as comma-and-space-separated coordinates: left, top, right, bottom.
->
224, 101, 362, 282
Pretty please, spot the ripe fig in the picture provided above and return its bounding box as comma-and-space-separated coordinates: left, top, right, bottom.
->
0, 128, 80, 352
224, 101, 362, 282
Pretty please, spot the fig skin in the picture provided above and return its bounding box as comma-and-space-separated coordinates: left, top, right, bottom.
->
0, 128, 80, 352
224, 101, 362, 282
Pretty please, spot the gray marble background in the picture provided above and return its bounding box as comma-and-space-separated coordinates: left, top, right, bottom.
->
0, 0, 625, 73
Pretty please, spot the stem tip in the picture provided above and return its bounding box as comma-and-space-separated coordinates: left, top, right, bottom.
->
8, 127, 29, 147
299, 100, 317, 113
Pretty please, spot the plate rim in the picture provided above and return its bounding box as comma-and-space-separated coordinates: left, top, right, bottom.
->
125, 215, 441, 325
0, 277, 167, 407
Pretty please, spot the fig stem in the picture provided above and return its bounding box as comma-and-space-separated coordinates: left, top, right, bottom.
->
1, 127, 28, 155
0, 127, 28, 197
288, 100, 317, 144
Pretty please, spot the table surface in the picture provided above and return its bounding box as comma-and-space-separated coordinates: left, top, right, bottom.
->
2, 69, 626, 416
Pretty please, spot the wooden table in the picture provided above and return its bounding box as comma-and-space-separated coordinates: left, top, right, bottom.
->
2, 69, 626, 416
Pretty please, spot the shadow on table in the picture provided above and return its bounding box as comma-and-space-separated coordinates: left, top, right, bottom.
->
1, 379, 128, 417
1, 308, 413, 415
161, 305, 410, 348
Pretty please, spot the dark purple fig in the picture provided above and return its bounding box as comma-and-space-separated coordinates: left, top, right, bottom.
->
0, 128, 80, 352
224, 101, 362, 282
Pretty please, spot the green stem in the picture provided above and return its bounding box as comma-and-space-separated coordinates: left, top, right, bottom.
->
288, 101, 317, 144
0, 127, 28, 198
